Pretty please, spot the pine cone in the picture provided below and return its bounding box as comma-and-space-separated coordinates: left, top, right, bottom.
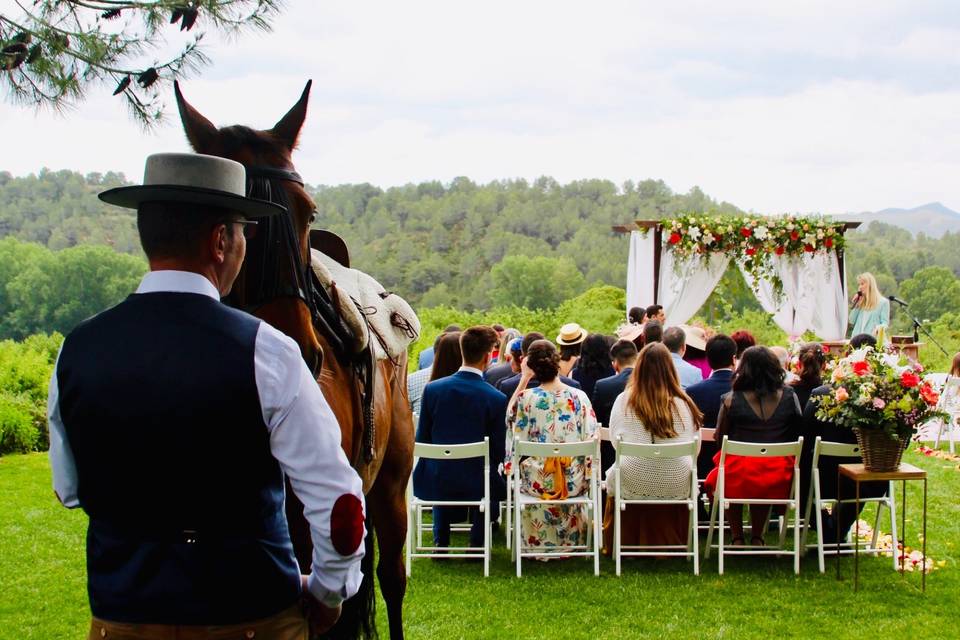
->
113, 75, 132, 96
137, 68, 159, 88
102, 9, 122, 20
1, 43, 28, 70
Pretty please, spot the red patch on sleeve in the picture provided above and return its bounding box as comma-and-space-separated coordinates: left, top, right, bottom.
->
330, 494, 365, 556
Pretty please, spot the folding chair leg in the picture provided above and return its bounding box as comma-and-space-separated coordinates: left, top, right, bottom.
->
692, 503, 700, 576
718, 498, 725, 575
615, 494, 622, 576
815, 500, 826, 573
793, 502, 801, 575
593, 499, 601, 577
515, 491, 522, 578
886, 482, 900, 571
705, 496, 718, 559
484, 502, 490, 578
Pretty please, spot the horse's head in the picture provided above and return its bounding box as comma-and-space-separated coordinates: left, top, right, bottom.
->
174, 81, 322, 373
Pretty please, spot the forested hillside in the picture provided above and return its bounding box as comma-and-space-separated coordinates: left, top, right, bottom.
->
2, 169, 959, 336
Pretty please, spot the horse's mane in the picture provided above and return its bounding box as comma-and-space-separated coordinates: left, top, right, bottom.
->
216, 125, 288, 161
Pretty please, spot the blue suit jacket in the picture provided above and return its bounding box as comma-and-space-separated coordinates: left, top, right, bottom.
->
685, 369, 734, 429
592, 367, 633, 428
496, 373, 581, 398
413, 371, 508, 501
417, 346, 434, 370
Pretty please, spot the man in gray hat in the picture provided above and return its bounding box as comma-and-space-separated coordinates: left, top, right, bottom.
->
48, 153, 365, 638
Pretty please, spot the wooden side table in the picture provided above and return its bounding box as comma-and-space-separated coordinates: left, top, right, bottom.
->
836, 463, 927, 591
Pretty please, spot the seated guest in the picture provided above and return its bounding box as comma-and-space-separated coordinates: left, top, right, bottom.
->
408, 332, 445, 414
951, 352, 960, 379
505, 340, 598, 553
679, 324, 712, 380
430, 331, 463, 381
498, 332, 581, 396
705, 346, 803, 546
800, 385, 887, 543
484, 330, 521, 388
628, 306, 646, 325
790, 342, 826, 409
642, 319, 663, 346
593, 339, 638, 472
413, 326, 508, 548
556, 322, 588, 377
663, 326, 704, 388
730, 329, 756, 358
490, 324, 506, 362
848, 333, 877, 350
418, 324, 461, 370
571, 333, 616, 403
602, 343, 702, 554
686, 334, 738, 490
646, 304, 666, 324
770, 346, 797, 383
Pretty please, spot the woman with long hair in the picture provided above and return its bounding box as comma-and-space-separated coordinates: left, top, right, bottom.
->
790, 342, 827, 409
950, 353, 960, 379
601, 343, 703, 553
505, 340, 598, 554
571, 333, 616, 403
849, 272, 890, 338
429, 331, 463, 381
705, 346, 803, 547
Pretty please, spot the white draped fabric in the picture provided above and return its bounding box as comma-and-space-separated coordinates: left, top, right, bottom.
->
625, 228, 848, 339
658, 251, 730, 327
738, 253, 848, 340
625, 230, 656, 312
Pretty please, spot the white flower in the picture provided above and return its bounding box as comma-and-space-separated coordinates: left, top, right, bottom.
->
754, 226, 769, 240
687, 226, 702, 241
817, 230, 824, 239
786, 223, 795, 231
848, 348, 869, 364
803, 233, 817, 245
703, 233, 715, 245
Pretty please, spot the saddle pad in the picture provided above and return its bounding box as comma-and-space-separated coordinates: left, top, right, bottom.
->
311, 249, 421, 362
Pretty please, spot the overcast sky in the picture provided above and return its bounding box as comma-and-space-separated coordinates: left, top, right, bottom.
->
3, 1, 960, 213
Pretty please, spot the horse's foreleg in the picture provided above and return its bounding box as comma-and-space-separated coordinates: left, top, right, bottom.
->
368, 472, 409, 640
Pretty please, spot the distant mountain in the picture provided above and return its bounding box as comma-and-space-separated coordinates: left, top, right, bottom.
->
846, 202, 960, 237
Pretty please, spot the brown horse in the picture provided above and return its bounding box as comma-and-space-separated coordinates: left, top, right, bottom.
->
175, 81, 413, 639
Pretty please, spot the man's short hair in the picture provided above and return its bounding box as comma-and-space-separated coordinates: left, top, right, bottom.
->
492, 324, 505, 333
443, 324, 462, 333
460, 326, 499, 364
610, 339, 639, 365
662, 326, 686, 353
643, 320, 663, 345
770, 345, 790, 370
850, 333, 878, 349
521, 331, 545, 355
705, 334, 737, 369
646, 304, 663, 319
137, 202, 238, 259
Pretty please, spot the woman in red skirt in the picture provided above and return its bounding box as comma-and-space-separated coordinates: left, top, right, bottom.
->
705, 346, 803, 546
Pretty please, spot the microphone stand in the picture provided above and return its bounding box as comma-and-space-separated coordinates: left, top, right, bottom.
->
889, 297, 950, 358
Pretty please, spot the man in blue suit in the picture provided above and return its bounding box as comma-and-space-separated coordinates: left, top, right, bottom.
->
663, 326, 703, 388
685, 334, 738, 484
497, 332, 581, 397
417, 324, 461, 370
592, 339, 639, 473
413, 325, 507, 548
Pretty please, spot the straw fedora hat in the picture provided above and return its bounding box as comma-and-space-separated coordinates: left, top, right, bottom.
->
556, 322, 588, 346
678, 324, 707, 351
99, 153, 284, 218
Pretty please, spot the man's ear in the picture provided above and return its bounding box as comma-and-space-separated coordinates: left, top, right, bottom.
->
209, 223, 228, 264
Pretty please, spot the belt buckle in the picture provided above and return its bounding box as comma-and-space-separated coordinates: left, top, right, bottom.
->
182, 529, 198, 544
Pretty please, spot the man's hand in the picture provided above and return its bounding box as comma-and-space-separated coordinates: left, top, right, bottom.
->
301, 575, 342, 635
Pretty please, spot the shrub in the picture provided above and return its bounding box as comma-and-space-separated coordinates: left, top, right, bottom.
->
0, 392, 40, 454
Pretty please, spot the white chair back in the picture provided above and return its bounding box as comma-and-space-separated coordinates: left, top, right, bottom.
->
414, 441, 489, 460
514, 439, 598, 459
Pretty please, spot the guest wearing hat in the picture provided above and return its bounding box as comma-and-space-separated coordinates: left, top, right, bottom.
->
48, 153, 364, 637
556, 322, 588, 377
679, 324, 712, 380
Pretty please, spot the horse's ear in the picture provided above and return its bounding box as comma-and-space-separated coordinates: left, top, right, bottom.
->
174, 81, 218, 152
271, 80, 312, 150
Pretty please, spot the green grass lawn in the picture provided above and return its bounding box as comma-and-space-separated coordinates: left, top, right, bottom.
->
2, 449, 957, 639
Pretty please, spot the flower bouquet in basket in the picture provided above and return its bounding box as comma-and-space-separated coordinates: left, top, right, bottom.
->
815, 347, 947, 471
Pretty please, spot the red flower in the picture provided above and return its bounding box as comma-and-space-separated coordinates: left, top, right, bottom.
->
920, 383, 939, 406
775, 246, 785, 255
668, 232, 682, 245
745, 247, 757, 256
901, 371, 921, 388
740, 227, 753, 238
528, 535, 541, 546
713, 233, 723, 244
804, 243, 815, 252
852, 361, 871, 376
825, 237, 834, 248
790, 231, 800, 241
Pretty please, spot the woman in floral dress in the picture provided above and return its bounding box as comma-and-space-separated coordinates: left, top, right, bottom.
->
505, 339, 599, 552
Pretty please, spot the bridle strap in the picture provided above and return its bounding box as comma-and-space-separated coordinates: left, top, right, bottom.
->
245, 165, 304, 186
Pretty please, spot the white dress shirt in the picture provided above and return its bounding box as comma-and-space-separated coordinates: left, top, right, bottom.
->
48, 270, 364, 607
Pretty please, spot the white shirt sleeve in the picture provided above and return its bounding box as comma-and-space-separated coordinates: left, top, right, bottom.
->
48, 348, 80, 508
255, 323, 366, 608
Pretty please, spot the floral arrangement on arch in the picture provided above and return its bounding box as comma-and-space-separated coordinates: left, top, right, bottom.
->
815, 347, 946, 440
659, 213, 846, 296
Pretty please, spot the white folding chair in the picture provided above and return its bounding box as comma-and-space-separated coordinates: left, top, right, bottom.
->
696, 428, 717, 532
598, 426, 611, 492
613, 435, 700, 575
513, 437, 601, 577
406, 438, 491, 576
801, 437, 900, 573
704, 436, 804, 574
933, 376, 960, 454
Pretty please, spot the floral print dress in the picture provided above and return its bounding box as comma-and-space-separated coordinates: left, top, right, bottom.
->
505, 386, 598, 550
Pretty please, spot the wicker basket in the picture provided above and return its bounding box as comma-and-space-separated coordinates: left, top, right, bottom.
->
853, 427, 908, 472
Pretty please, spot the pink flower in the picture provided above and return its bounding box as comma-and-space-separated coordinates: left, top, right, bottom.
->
872, 397, 886, 410
835, 387, 849, 402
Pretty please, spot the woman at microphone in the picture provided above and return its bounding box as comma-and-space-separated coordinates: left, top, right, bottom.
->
849, 272, 890, 338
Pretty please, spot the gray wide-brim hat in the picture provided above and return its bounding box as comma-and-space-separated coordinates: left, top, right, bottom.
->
99, 153, 285, 218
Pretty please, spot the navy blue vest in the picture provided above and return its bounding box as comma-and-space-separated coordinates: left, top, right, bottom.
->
57, 292, 300, 624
